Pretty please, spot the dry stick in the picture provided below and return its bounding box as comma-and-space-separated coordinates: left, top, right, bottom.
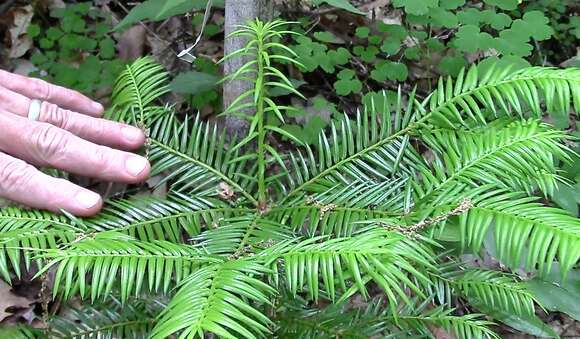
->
39, 268, 50, 326
177, 0, 213, 61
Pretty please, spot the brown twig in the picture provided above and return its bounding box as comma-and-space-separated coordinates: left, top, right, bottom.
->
305, 196, 338, 218
380, 198, 473, 236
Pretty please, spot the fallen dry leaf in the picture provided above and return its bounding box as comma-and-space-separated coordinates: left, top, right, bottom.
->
118, 25, 147, 60
430, 326, 456, 339
11, 59, 37, 76
8, 5, 34, 59
361, 0, 390, 18
0, 280, 33, 322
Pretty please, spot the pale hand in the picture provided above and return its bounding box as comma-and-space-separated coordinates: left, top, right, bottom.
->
0, 70, 150, 216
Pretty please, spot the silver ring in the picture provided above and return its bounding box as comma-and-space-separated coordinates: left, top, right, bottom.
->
28, 99, 42, 121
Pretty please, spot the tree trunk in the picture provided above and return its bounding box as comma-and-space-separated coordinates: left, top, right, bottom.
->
223, 0, 272, 137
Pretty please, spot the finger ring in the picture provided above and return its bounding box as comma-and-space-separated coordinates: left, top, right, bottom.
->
28, 99, 42, 121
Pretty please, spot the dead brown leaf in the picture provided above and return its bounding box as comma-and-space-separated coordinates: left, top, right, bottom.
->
7, 5, 34, 59
361, 0, 390, 18
118, 25, 147, 60
0, 281, 33, 322
430, 326, 456, 339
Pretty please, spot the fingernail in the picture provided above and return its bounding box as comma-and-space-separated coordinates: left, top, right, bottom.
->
121, 126, 144, 143
91, 102, 104, 113
76, 190, 101, 209
125, 156, 148, 177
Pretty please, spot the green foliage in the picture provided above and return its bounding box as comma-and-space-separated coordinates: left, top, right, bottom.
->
450, 269, 537, 318
276, 296, 499, 338
115, 0, 224, 31
151, 260, 274, 338
281, 96, 341, 145
29, 2, 124, 96
312, 0, 365, 15
0, 208, 76, 282
525, 265, 580, 322
49, 297, 160, 338
1, 18, 580, 339
334, 69, 362, 95
170, 58, 222, 111
0, 325, 40, 339
291, 3, 556, 77
110, 56, 170, 124
393, 0, 439, 15
277, 0, 580, 145
38, 232, 214, 301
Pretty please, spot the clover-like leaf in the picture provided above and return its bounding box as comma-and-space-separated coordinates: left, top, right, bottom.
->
353, 45, 379, 63
355, 27, 370, 38
380, 37, 402, 55
439, 55, 467, 76
320, 48, 351, 73
452, 25, 494, 53
313, 31, 343, 44
334, 69, 362, 96
313, 0, 365, 15
483, 0, 519, 10
494, 29, 533, 57
370, 61, 408, 82
512, 11, 554, 41
440, 0, 465, 10
392, 0, 438, 15
429, 8, 459, 28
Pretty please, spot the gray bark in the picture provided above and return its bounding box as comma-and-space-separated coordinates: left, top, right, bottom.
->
223, 0, 272, 137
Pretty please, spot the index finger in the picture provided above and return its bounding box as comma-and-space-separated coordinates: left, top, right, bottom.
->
0, 70, 104, 117
0, 152, 103, 216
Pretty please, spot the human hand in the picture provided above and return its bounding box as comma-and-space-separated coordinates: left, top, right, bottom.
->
0, 70, 150, 216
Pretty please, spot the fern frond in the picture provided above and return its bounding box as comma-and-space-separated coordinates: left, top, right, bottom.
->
86, 194, 248, 242
0, 195, 242, 283
394, 306, 500, 339
301, 177, 410, 210
194, 214, 294, 255
111, 56, 170, 123
264, 227, 436, 308
274, 296, 390, 338
49, 297, 161, 338
151, 260, 275, 339
149, 114, 258, 205
282, 67, 580, 202
268, 178, 409, 237
0, 208, 78, 281
427, 65, 580, 127
275, 295, 498, 339
39, 232, 219, 302
457, 187, 580, 276
450, 269, 537, 318
281, 90, 422, 201
0, 325, 42, 339
416, 119, 569, 206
